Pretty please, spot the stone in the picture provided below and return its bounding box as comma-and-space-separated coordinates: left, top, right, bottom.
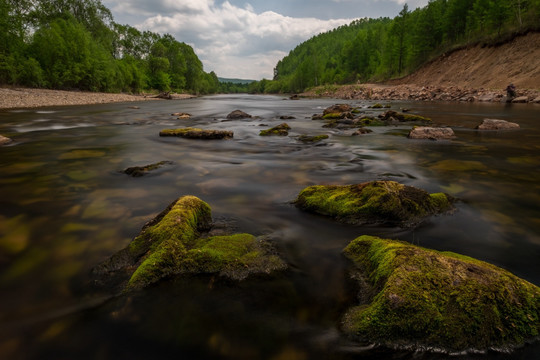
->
123, 161, 173, 177
512, 96, 529, 103
159, 128, 233, 139
171, 112, 192, 119
227, 110, 252, 119
343, 235, 540, 353
476, 118, 520, 130
298, 134, 329, 143
279, 115, 296, 120
259, 123, 291, 136
408, 126, 456, 140
0, 135, 12, 146
93, 196, 286, 291
379, 110, 432, 123
295, 180, 455, 227
352, 128, 373, 135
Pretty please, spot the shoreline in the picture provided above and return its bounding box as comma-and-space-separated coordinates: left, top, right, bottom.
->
299, 84, 540, 103
0, 87, 195, 110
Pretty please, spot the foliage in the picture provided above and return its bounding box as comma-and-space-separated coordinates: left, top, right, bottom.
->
0, 0, 217, 94
253, 0, 540, 93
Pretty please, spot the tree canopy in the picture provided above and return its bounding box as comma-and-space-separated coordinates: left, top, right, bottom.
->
254, 0, 540, 94
0, 0, 219, 94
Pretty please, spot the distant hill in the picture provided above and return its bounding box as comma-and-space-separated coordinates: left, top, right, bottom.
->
218, 77, 256, 84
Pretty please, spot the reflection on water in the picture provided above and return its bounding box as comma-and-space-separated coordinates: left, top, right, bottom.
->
0, 95, 539, 359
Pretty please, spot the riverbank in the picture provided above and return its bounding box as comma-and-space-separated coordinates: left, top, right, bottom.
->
300, 83, 540, 103
0, 87, 195, 110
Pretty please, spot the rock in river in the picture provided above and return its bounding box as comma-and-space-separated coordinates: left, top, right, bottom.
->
93, 196, 286, 291
159, 127, 233, 139
408, 126, 455, 140
227, 110, 252, 119
123, 161, 173, 177
476, 118, 520, 130
343, 235, 540, 353
259, 123, 291, 136
294, 180, 455, 227
0, 135, 12, 145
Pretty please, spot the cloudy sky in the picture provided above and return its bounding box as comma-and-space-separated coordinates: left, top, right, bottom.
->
102, 0, 430, 80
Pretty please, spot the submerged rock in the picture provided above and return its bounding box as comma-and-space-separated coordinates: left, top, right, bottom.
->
159, 127, 233, 139
408, 127, 456, 140
227, 110, 252, 119
94, 196, 286, 291
259, 123, 291, 136
343, 235, 540, 353
171, 112, 192, 119
295, 181, 455, 227
0, 135, 12, 145
352, 128, 373, 135
122, 161, 173, 177
298, 134, 329, 143
476, 118, 520, 130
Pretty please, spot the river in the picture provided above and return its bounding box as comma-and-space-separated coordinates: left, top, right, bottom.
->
0, 94, 539, 359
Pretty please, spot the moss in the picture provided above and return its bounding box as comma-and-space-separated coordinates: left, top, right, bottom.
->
343, 236, 540, 352
371, 103, 384, 109
159, 128, 233, 139
96, 196, 285, 291
298, 134, 329, 143
259, 123, 291, 136
381, 111, 432, 123
323, 113, 343, 120
294, 181, 455, 227
358, 117, 387, 127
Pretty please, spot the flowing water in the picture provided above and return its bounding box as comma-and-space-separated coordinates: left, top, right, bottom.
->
0, 94, 539, 359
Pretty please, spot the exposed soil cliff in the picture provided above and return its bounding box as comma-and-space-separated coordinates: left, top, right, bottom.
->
390, 31, 540, 90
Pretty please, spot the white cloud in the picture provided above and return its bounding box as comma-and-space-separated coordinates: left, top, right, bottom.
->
104, 0, 353, 79
102, 0, 430, 79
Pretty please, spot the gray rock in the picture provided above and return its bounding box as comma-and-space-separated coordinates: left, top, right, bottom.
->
227, 110, 252, 119
408, 127, 455, 140
476, 118, 520, 130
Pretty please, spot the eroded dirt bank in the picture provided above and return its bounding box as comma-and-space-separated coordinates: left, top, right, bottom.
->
302, 31, 540, 103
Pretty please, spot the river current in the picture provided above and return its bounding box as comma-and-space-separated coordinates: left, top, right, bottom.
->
0, 94, 539, 359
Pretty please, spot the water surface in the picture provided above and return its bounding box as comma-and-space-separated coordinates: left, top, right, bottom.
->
0, 95, 539, 359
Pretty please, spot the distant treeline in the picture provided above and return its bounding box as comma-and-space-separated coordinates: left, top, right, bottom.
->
251, 0, 540, 94
0, 0, 219, 94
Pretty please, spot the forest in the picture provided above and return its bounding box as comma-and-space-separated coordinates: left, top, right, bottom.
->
0, 0, 220, 94
253, 0, 540, 94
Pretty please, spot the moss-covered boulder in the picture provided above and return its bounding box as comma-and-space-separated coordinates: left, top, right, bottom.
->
159, 128, 233, 139
343, 235, 540, 353
259, 123, 291, 136
94, 196, 285, 291
380, 110, 432, 123
295, 181, 454, 227
298, 134, 329, 143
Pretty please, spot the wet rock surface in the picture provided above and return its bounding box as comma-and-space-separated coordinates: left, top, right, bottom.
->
343, 235, 540, 353
295, 180, 455, 228
159, 127, 234, 139
408, 127, 456, 140
476, 118, 520, 130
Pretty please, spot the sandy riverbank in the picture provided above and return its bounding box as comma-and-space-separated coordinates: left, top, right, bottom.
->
0, 87, 195, 110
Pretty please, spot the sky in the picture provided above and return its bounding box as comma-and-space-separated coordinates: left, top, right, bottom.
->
102, 0, 430, 80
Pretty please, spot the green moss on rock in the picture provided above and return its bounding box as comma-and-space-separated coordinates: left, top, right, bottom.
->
294, 181, 454, 227
95, 196, 285, 292
259, 123, 291, 136
343, 235, 540, 352
298, 134, 329, 143
159, 128, 233, 139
